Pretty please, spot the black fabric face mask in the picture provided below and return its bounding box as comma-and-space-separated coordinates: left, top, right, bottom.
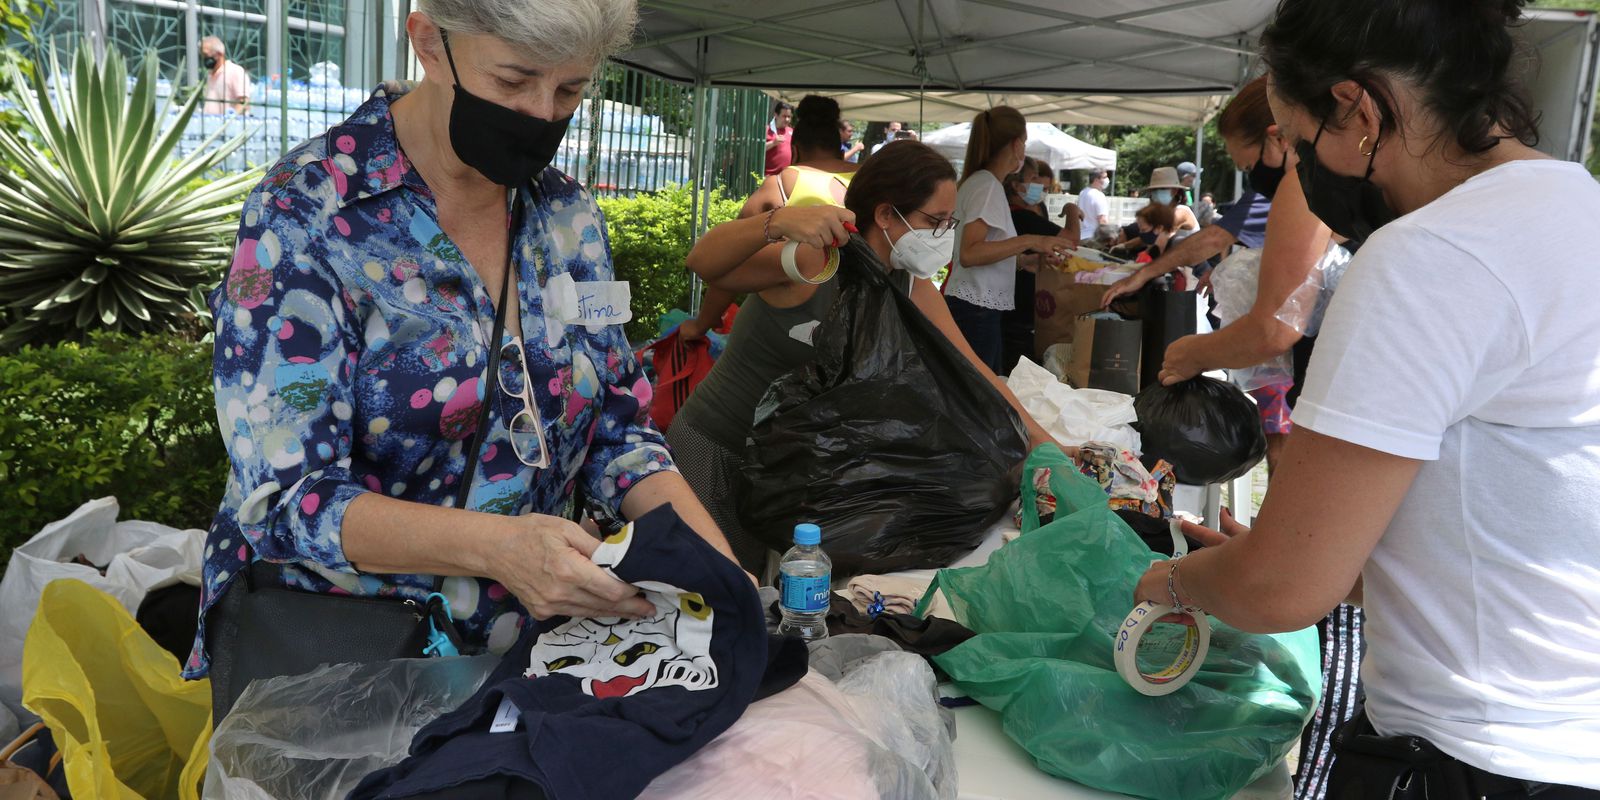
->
203, 56, 219, 70
441, 31, 572, 188
1248, 140, 1286, 199
1295, 120, 1398, 246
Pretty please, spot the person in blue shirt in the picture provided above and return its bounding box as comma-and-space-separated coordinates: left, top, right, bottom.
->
186, 0, 736, 680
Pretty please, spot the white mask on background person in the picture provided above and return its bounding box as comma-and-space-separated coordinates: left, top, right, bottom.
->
888, 208, 954, 279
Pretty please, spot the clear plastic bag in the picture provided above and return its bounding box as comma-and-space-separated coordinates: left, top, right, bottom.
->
1275, 241, 1351, 337
1210, 242, 1353, 392
204, 656, 498, 800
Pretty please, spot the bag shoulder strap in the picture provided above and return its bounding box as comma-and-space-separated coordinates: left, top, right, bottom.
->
444, 192, 521, 592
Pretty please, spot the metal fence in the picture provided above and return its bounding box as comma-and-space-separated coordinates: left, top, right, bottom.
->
22, 0, 768, 198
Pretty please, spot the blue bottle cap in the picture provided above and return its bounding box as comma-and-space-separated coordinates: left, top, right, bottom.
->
793, 523, 821, 546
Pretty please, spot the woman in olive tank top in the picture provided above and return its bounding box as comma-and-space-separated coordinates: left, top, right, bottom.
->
671, 140, 1058, 570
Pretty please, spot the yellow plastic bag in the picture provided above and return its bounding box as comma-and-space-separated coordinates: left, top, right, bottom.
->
21, 580, 209, 800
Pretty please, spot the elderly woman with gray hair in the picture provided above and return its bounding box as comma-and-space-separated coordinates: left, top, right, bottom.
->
188, 0, 737, 702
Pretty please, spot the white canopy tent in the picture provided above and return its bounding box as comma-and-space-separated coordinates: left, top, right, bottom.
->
920, 121, 1118, 173
620, 0, 1274, 126
787, 91, 1226, 128
615, 0, 1279, 309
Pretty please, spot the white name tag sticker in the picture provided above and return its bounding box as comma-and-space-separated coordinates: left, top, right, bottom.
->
490, 695, 522, 733
542, 272, 581, 347
574, 281, 632, 328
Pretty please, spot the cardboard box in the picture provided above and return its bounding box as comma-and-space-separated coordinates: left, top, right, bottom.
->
1033, 268, 1108, 361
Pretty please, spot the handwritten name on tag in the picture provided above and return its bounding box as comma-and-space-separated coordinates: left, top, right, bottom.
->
574, 282, 632, 326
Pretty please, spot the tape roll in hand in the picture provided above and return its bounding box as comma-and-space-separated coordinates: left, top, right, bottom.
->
1113, 517, 1210, 696
1115, 601, 1210, 696
781, 240, 841, 285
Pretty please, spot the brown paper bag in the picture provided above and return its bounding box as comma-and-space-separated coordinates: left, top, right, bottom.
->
1033, 268, 1108, 360
1067, 314, 1143, 395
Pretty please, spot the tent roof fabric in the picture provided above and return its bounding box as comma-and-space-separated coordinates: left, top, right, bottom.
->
920, 121, 1117, 171
619, 0, 1277, 126
785, 90, 1225, 127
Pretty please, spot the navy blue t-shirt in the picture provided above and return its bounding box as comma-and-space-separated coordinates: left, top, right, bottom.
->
349, 506, 806, 800
1213, 190, 1272, 249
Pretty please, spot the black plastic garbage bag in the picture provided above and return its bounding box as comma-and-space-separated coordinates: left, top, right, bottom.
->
741, 239, 1031, 575
1133, 377, 1267, 485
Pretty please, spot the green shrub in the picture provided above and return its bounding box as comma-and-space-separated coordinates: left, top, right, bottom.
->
0, 332, 224, 564
598, 183, 742, 343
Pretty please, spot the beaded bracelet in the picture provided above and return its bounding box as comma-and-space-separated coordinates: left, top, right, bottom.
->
1167, 556, 1192, 612
763, 208, 782, 244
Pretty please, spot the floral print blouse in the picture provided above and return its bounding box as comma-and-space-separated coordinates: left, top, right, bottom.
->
185, 85, 674, 678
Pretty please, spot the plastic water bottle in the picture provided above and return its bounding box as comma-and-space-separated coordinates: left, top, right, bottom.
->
777, 523, 831, 641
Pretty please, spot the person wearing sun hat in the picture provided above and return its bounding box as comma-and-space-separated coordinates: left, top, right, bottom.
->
1141, 166, 1201, 239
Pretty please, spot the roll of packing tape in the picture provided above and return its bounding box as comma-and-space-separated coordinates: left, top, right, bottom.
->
781, 240, 841, 285
1115, 600, 1210, 696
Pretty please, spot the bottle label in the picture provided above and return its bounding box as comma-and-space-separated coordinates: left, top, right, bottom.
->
780, 573, 831, 614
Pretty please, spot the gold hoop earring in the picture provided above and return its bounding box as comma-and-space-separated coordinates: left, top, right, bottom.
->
1358, 136, 1376, 157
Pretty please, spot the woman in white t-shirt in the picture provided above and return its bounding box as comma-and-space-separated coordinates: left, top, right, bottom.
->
1134, 0, 1600, 796
946, 107, 1076, 372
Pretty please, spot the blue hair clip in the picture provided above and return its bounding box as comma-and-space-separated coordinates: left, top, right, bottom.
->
423, 591, 460, 658
866, 591, 886, 621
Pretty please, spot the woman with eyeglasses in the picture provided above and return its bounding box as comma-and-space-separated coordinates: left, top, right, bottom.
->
1134, 0, 1600, 795
677, 141, 1060, 570
190, 0, 735, 684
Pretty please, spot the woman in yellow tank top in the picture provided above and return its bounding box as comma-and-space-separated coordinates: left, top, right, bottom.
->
679, 96, 857, 340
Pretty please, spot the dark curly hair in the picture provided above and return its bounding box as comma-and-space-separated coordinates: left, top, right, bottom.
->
791, 95, 844, 159
1260, 0, 1539, 155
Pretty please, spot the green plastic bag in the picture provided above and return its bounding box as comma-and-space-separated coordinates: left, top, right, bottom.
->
928, 445, 1321, 800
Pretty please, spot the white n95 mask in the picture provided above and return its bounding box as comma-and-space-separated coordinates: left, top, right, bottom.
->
889, 209, 954, 279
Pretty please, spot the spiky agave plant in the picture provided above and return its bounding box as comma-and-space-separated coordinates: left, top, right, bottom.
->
0, 44, 261, 350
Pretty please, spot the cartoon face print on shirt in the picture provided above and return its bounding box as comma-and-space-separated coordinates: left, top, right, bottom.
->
523, 524, 719, 699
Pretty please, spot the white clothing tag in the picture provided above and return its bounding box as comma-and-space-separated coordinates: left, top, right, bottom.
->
789, 320, 821, 345
490, 695, 522, 733
573, 281, 633, 329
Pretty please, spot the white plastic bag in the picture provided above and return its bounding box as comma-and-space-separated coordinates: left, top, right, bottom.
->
643, 652, 955, 800
1007, 358, 1141, 452
1210, 249, 1293, 392
205, 656, 499, 800
0, 497, 204, 720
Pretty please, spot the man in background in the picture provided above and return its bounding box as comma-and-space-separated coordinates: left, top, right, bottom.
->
841, 120, 864, 162
1074, 168, 1111, 244
870, 121, 904, 155
199, 35, 250, 115
764, 101, 794, 175
1176, 161, 1200, 206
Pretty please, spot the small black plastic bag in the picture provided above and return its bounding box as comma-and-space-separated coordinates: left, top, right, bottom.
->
1133, 376, 1267, 485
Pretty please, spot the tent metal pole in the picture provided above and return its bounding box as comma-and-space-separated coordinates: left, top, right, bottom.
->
1194, 123, 1204, 199
689, 37, 709, 315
